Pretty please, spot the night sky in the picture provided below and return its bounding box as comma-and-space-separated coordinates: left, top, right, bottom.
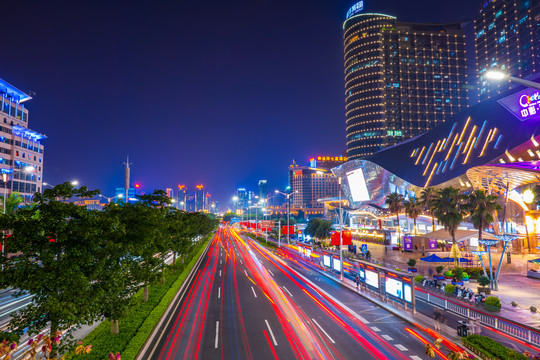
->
0, 0, 480, 206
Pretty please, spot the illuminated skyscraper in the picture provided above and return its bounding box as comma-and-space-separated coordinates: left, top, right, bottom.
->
475, 0, 540, 102
343, 4, 468, 160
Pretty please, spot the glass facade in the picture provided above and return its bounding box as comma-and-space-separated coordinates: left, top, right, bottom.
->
344, 14, 468, 160
475, 0, 540, 102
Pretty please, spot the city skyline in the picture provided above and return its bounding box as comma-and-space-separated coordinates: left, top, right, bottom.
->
0, 0, 480, 204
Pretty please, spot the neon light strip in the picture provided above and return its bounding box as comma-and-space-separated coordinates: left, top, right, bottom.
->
415, 146, 425, 165
493, 134, 503, 149
489, 127, 498, 142
462, 125, 477, 154
457, 117, 471, 145
442, 122, 457, 151
421, 143, 434, 165
473, 121, 487, 149
441, 159, 449, 173
444, 133, 459, 161
450, 143, 463, 170
439, 137, 446, 151
423, 140, 441, 176
480, 129, 493, 157
424, 163, 438, 187
463, 126, 478, 165
532, 135, 539, 147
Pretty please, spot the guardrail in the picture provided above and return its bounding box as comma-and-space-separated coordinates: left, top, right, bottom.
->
415, 287, 540, 346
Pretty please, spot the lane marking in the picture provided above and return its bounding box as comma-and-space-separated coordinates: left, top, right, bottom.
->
410, 356, 422, 360
251, 286, 257, 298
215, 321, 219, 348
219, 270, 222, 277
265, 320, 278, 346
268, 269, 275, 276
396, 344, 408, 351
381, 334, 393, 341
373, 314, 393, 322
220, 260, 222, 264
218, 287, 221, 299
311, 318, 335, 344
244, 270, 248, 277
371, 326, 381, 332
240, 259, 243, 264
282, 286, 293, 297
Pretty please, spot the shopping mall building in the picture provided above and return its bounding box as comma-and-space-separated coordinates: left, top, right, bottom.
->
331, 83, 540, 247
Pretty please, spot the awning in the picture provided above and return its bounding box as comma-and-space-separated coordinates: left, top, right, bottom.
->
418, 229, 499, 243
420, 254, 445, 262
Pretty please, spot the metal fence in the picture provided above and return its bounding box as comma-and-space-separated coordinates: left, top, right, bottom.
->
416, 288, 540, 346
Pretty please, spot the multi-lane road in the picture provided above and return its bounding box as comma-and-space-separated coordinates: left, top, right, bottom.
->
143, 227, 458, 359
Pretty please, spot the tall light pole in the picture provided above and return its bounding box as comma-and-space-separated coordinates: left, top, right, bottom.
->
486, 70, 540, 90
338, 177, 344, 281
275, 189, 298, 245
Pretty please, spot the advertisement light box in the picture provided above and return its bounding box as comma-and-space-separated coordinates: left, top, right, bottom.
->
404, 283, 412, 303
346, 169, 370, 202
333, 259, 341, 272
365, 270, 379, 288
323, 255, 331, 267
385, 277, 403, 299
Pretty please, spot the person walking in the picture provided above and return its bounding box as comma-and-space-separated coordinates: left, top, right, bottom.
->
433, 308, 441, 331
355, 274, 360, 290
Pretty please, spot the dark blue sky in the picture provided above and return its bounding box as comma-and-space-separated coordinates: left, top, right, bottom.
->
0, 0, 479, 205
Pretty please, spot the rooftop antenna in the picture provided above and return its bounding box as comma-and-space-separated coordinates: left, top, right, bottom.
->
122, 156, 133, 202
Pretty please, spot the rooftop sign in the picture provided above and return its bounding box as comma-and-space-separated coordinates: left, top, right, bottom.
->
498, 88, 540, 121
346, 1, 364, 19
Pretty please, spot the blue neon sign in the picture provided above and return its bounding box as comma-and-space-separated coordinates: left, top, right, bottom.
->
346, 1, 364, 19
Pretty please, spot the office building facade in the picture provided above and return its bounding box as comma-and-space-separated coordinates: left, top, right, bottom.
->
0, 77, 45, 202
344, 9, 468, 159
475, 0, 540, 102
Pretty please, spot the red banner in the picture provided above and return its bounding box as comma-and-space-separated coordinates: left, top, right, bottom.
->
282, 225, 294, 235
330, 231, 352, 246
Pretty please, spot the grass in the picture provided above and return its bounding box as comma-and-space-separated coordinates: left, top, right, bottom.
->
71, 235, 211, 360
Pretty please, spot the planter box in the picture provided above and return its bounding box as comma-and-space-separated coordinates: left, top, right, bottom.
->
436, 275, 444, 280
483, 303, 501, 312
456, 281, 464, 286
408, 268, 418, 273
477, 287, 491, 295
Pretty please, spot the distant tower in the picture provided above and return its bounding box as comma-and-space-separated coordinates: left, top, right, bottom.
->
122, 156, 133, 202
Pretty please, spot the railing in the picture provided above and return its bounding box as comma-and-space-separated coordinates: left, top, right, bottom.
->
416, 287, 540, 346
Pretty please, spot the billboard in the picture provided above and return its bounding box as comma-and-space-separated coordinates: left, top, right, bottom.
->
346, 169, 370, 202
385, 277, 403, 299
499, 88, 540, 121
404, 283, 412, 303
333, 258, 341, 272
323, 255, 331, 267
365, 270, 379, 288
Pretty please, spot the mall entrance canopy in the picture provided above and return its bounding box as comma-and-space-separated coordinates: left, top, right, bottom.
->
419, 229, 499, 243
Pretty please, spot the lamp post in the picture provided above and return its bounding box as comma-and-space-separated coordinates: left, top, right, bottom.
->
275, 189, 298, 245
486, 70, 540, 91
338, 177, 344, 281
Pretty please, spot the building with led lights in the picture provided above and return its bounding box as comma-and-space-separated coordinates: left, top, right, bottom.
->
0, 77, 45, 202
475, 0, 540, 102
343, 6, 468, 160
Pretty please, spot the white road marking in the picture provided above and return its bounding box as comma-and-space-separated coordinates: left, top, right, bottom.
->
215, 321, 219, 348
396, 344, 408, 351
381, 334, 393, 341
268, 269, 275, 276
220, 260, 222, 264
410, 356, 423, 360
218, 287, 221, 299
373, 314, 392, 322
219, 270, 222, 277
240, 259, 243, 264
282, 286, 293, 297
265, 320, 278, 346
370, 326, 381, 332
244, 270, 248, 277
251, 286, 257, 298
312, 318, 335, 344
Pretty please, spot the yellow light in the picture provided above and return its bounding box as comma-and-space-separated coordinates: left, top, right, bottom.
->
523, 189, 535, 204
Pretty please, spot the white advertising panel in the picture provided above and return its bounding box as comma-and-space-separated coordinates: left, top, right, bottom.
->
346, 169, 370, 202
365, 270, 379, 288
306, 249, 311, 258
358, 269, 365, 280
333, 259, 341, 272
385, 277, 403, 299
469, 237, 479, 247
323, 255, 330, 267
404, 283, 412, 303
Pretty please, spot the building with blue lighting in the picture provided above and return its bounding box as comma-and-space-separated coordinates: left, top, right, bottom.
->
343, 4, 468, 159
0, 76, 45, 202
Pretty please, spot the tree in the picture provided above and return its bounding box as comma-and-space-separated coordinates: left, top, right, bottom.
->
466, 189, 501, 244
305, 218, 332, 240
0, 183, 103, 358
403, 197, 422, 235
385, 192, 404, 247
419, 187, 438, 232
431, 187, 465, 245
0, 192, 24, 214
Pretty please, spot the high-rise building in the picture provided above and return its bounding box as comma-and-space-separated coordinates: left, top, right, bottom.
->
343, 5, 468, 160
165, 188, 173, 198
0, 77, 45, 202
195, 184, 204, 212
475, 0, 540, 102
258, 180, 268, 200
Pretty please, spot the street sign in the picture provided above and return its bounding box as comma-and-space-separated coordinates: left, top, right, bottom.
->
261, 220, 273, 228
361, 244, 367, 254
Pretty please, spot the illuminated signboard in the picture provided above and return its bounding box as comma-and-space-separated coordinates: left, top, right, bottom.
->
346, 1, 364, 19
346, 168, 370, 202
404, 283, 412, 303
323, 255, 331, 267
365, 269, 379, 288
333, 258, 341, 272
498, 88, 540, 121
386, 277, 403, 299
358, 268, 365, 280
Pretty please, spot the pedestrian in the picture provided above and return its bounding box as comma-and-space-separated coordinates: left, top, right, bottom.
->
355, 274, 360, 289
474, 317, 482, 335
384, 246, 388, 255
433, 308, 441, 331
468, 318, 475, 335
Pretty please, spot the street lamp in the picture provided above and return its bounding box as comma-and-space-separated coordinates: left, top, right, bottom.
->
274, 189, 298, 246
486, 70, 540, 90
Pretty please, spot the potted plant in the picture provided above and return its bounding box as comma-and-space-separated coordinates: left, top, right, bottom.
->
407, 259, 417, 273
444, 270, 454, 280
477, 275, 491, 295
454, 267, 465, 286
462, 271, 469, 283
435, 266, 445, 280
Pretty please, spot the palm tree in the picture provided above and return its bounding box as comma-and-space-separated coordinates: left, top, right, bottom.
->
466, 189, 501, 244
403, 197, 422, 235
419, 187, 438, 232
431, 187, 465, 245
0, 192, 24, 214
385, 192, 404, 248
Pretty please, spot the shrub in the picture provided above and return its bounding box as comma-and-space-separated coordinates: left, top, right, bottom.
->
414, 275, 424, 283
444, 270, 453, 277
477, 275, 491, 287
444, 284, 456, 295
484, 296, 501, 310
435, 266, 444, 274
462, 272, 469, 278
462, 335, 529, 360
407, 259, 416, 268
453, 267, 464, 281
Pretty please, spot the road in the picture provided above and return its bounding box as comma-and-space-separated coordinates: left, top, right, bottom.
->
144, 226, 458, 359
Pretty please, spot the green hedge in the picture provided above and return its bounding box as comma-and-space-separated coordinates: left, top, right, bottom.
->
414, 275, 424, 283
72, 236, 211, 360
462, 335, 528, 360
484, 296, 501, 312
444, 284, 456, 295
